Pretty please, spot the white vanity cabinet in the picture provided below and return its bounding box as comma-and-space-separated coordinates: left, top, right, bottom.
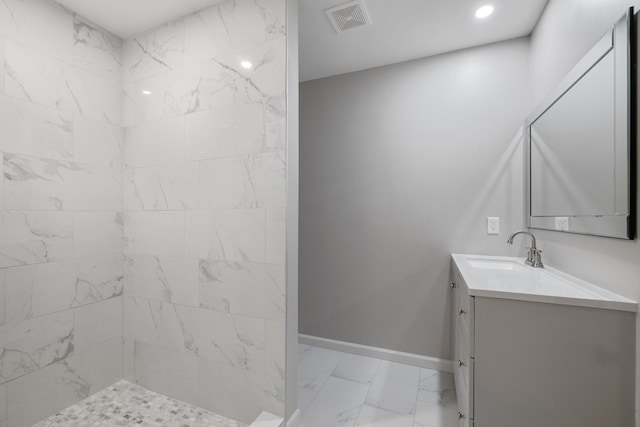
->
450, 254, 637, 427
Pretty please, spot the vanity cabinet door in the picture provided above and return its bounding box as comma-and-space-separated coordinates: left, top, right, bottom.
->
472, 297, 635, 427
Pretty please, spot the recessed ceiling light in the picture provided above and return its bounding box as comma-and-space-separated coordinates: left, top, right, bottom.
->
141, 90, 152, 95
475, 5, 494, 19
241, 61, 253, 69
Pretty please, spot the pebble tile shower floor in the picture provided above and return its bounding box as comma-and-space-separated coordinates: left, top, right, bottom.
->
33, 381, 246, 427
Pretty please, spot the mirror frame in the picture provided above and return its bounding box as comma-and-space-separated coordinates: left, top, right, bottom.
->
524, 8, 637, 240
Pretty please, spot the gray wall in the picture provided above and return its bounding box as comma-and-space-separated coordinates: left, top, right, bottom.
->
529, 0, 640, 423
299, 38, 529, 359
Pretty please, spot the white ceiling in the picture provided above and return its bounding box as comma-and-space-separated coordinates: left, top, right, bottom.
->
300, 0, 549, 82
53, 0, 226, 39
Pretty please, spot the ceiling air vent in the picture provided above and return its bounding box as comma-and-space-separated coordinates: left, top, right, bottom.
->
326, 0, 371, 33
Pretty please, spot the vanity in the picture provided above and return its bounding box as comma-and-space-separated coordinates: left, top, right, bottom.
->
450, 254, 637, 427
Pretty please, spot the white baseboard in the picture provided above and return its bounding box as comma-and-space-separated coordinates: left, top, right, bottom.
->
298, 334, 453, 373
284, 409, 301, 427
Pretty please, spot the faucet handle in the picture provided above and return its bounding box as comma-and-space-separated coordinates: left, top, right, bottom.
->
525, 246, 533, 263
530, 248, 544, 268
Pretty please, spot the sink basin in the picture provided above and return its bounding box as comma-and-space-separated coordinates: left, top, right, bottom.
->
451, 254, 638, 312
466, 257, 526, 271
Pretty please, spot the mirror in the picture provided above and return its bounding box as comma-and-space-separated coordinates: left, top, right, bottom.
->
525, 8, 636, 239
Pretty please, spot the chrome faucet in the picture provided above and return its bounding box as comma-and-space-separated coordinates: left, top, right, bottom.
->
507, 231, 544, 268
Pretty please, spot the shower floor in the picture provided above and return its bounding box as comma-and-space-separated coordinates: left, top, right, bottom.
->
33, 380, 246, 427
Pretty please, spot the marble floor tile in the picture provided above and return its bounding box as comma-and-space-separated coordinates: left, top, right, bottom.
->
417, 368, 456, 405
300, 377, 369, 427
413, 400, 459, 427
364, 361, 420, 415
298, 387, 318, 414
298, 345, 344, 393
298, 345, 457, 427
355, 405, 414, 427
332, 354, 381, 384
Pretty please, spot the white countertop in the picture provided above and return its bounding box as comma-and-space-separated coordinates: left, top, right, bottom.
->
451, 254, 637, 312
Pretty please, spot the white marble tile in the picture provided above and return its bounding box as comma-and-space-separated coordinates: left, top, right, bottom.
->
265, 95, 285, 151
198, 359, 283, 424
265, 0, 286, 41
266, 207, 285, 265
123, 337, 134, 382
3, 154, 122, 211
204, 38, 285, 102
124, 254, 199, 307
175, 305, 266, 373
0, 310, 74, 383
253, 151, 286, 207
0, 94, 73, 161
251, 373, 285, 419
122, 82, 136, 127
199, 152, 285, 209
0, 211, 73, 268
124, 163, 199, 211
2, 265, 32, 323
417, 368, 456, 405
73, 19, 122, 85
199, 260, 284, 320
365, 361, 420, 415
333, 354, 381, 385
185, 103, 264, 161
73, 116, 124, 168
133, 340, 198, 404
198, 155, 258, 209
0, 38, 5, 93
0, 271, 4, 326
184, 0, 266, 64
196, 45, 282, 109
124, 296, 186, 352
5, 256, 123, 323
123, 211, 185, 257
125, 115, 184, 166
265, 319, 285, 380
4, 256, 123, 323
297, 345, 344, 393
125, 297, 265, 373
413, 399, 459, 427
6, 338, 122, 427
0, 153, 3, 208
128, 65, 201, 123
5, 40, 121, 124
74, 297, 123, 353
298, 387, 317, 415
74, 212, 123, 257
300, 376, 369, 427
123, 21, 185, 83
355, 405, 414, 427
185, 209, 266, 263
0, 0, 73, 62
66, 63, 122, 125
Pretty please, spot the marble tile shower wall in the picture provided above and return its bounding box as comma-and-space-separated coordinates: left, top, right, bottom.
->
0, 1, 124, 426
121, 0, 287, 424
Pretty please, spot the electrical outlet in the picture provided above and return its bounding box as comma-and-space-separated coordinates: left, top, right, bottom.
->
487, 217, 499, 235
555, 216, 569, 231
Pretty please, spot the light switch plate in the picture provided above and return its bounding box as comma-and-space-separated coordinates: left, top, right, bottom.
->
487, 217, 499, 235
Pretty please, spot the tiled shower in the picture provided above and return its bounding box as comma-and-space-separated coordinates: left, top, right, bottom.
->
0, 0, 287, 425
